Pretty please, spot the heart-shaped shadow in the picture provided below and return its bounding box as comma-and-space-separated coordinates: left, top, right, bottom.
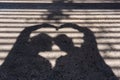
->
0, 23, 118, 80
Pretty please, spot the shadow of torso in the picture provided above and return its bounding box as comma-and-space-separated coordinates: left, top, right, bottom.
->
0, 25, 53, 80
53, 24, 118, 80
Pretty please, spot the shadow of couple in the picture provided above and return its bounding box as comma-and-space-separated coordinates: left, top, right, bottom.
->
0, 23, 118, 80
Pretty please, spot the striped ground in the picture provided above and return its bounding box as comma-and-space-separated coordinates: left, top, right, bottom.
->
0, 0, 120, 79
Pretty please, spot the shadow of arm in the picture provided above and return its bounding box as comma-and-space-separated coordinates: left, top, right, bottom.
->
59, 23, 97, 48
9, 23, 56, 55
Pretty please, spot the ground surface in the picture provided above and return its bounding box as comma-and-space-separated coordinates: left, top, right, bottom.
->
0, 0, 120, 79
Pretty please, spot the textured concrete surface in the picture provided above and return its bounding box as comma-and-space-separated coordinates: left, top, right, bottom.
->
0, 0, 120, 79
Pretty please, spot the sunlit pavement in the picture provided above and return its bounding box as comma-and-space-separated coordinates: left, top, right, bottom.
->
0, 0, 120, 79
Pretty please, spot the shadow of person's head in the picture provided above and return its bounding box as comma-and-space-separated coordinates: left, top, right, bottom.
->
54, 34, 74, 52
30, 33, 53, 53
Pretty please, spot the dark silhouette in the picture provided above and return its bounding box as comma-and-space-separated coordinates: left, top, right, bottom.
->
41, 0, 72, 23
53, 23, 118, 80
0, 23, 118, 80
0, 23, 56, 80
